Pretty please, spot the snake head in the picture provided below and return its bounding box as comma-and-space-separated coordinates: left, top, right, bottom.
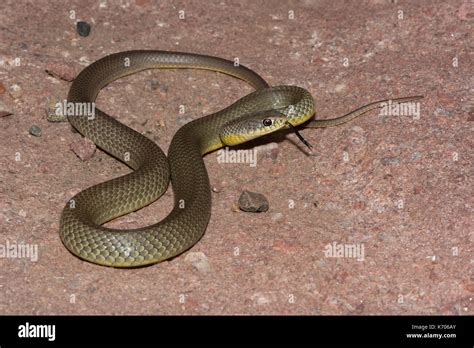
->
220, 110, 288, 146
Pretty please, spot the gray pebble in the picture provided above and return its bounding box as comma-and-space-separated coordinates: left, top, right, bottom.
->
76, 21, 91, 37
239, 190, 269, 212
29, 125, 42, 137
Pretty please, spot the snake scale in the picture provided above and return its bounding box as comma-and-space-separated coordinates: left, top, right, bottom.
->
59, 50, 422, 267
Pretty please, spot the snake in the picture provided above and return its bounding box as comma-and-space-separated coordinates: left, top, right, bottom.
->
59, 50, 422, 267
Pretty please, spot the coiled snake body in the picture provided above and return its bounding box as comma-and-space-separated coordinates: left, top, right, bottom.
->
60, 50, 315, 267
60, 50, 421, 267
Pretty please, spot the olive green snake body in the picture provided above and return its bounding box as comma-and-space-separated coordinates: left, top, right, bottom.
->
60, 50, 422, 267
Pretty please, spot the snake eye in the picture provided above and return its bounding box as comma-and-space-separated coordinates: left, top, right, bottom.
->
263, 118, 273, 127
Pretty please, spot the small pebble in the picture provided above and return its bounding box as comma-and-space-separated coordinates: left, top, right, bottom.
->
0, 100, 13, 117
70, 137, 96, 161
184, 252, 211, 273
46, 96, 67, 122
76, 21, 91, 37
29, 125, 42, 137
45, 63, 77, 81
238, 190, 269, 212
9, 84, 22, 99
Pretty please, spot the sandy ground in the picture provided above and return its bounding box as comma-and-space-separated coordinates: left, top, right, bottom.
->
0, 0, 472, 315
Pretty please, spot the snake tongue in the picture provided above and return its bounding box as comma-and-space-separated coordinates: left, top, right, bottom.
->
286, 121, 313, 151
